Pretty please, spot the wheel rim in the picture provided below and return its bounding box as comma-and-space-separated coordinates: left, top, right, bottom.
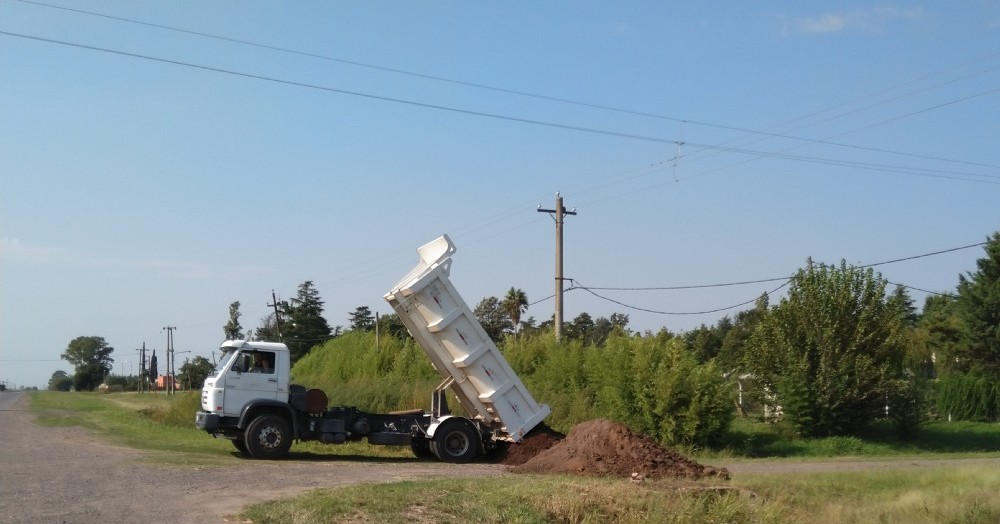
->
256, 426, 283, 450
442, 429, 470, 457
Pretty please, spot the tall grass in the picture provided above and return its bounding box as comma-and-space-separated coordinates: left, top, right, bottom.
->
294, 331, 1000, 457
291, 332, 444, 413
502, 332, 733, 448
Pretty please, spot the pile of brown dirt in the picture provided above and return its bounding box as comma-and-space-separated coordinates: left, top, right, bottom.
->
498, 422, 565, 466
509, 418, 728, 480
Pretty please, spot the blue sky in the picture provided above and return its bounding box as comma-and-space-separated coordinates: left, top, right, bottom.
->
2, 1, 998, 388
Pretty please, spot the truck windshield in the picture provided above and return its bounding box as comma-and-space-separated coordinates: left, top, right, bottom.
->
212, 348, 240, 375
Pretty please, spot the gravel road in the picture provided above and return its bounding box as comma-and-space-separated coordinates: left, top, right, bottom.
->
3, 391, 998, 524
0, 392, 504, 524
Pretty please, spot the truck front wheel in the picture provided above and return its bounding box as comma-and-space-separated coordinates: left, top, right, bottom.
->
430, 419, 480, 463
244, 414, 292, 459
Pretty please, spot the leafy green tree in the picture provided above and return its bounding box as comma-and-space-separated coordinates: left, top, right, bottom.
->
501, 288, 529, 339
254, 312, 281, 341
588, 313, 629, 347
223, 301, 244, 340
744, 260, 912, 437
685, 322, 727, 364
565, 312, 595, 343
717, 294, 769, 374
375, 312, 410, 340
284, 281, 333, 364
955, 232, 1000, 379
888, 286, 919, 327
48, 370, 73, 391
609, 313, 630, 331
915, 294, 966, 377
61, 336, 114, 391
348, 306, 376, 332
179, 356, 214, 390
473, 296, 512, 342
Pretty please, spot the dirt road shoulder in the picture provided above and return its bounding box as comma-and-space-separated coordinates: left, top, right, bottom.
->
0, 392, 504, 524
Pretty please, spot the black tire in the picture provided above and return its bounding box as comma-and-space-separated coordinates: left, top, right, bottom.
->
410, 436, 434, 459
482, 438, 509, 459
430, 419, 480, 463
232, 438, 251, 457
244, 414, 292, 460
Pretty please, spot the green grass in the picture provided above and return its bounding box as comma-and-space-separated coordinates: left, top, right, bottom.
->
30, 390, 234, 464
239, 475, 759, 524
238, 467, 1000, 524
28, 390, 414, 463
702, 416, 1000, 460
27, 391, 1000, 523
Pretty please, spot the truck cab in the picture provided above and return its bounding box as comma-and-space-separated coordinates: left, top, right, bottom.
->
202, 340, 289, 417
197, 341, 303, 458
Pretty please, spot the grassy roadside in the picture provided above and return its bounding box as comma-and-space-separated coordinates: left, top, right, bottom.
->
239, 466, 1000, 524
28, 390, 415, 463
26, 391, 1000, 523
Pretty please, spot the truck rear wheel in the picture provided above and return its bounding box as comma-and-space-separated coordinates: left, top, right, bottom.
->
410, 436, 434, 459
244, 414, 292, 459
430, 419, 480, 463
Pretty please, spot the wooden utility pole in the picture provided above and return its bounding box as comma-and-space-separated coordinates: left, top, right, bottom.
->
537, 192, 576, 341
268, 290, 284, 340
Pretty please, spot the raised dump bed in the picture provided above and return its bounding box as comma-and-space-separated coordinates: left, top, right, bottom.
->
384, 235, 550, 442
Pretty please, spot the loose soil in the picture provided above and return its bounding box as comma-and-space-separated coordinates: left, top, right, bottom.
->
506, 418, 729, 480
497, 421, 565, 466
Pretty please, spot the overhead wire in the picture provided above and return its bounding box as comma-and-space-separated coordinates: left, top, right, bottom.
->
7, 0, 1000, 173
3, 5, 997, 314
8, 28, 997, 187
570, 278, 791, 316
568, 241, 986, 315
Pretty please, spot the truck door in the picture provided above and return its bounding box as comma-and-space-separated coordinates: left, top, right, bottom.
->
223, 350, 279, 416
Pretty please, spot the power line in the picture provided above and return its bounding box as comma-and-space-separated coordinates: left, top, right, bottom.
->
3, 29, 997, 185
571, 278, 791, 316
584, 276, 796, 292
8, 29, 996, 187
886, 281, 954, 297
14, 0, 998, 173
860, 241, 988, 269
568, 240, 986, 315
577, 241, 988, 293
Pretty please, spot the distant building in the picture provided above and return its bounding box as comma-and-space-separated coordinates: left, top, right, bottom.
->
154, 374, 181, 391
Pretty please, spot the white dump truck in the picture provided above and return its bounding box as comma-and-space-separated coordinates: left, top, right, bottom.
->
195, 235, 550, 462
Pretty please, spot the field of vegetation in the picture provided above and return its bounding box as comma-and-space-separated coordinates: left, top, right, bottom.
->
34, 234, 1000, 521
28, 389, 1000, 523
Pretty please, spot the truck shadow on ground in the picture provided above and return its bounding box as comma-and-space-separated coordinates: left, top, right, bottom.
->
231, 451, 438, 463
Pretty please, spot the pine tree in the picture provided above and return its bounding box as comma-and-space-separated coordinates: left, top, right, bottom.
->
223, 301, 244, 340
284, 281, 333, 364
348, 306, 376, 332
955, 232, 1000, 379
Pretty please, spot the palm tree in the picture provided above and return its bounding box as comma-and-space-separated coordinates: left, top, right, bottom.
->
501, 287, 529, 340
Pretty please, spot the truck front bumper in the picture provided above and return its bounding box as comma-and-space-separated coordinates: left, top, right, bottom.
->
195, 411, 220, 432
